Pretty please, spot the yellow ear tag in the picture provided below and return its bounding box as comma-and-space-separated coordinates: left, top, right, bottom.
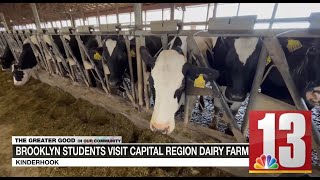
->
194, 74, 206, 88
266, 56, 272, 65
287, 39, 302, 53
130, 50, 136, 58
94, 52, 102, 61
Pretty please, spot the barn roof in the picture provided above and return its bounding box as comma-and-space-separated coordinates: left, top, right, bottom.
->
0, 3, 202, 27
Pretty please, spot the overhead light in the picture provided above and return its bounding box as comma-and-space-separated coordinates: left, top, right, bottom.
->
22, 17, 26, 20
9, 19, 13, 22
69, 9, 72, 12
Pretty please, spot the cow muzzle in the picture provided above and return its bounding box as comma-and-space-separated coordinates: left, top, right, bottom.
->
305, 86, 320, 107
225, 87, 246, 102
150, 122, 174, 134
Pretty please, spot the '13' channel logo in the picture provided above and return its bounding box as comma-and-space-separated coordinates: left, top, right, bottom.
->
249, 111, 312, 174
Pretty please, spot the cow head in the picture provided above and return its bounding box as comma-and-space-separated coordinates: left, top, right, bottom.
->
102, 36, 128, 89
223, 37, 262, 102
140, 46, 219, 134
295, 42, 320, 108
12, 43, 37, 86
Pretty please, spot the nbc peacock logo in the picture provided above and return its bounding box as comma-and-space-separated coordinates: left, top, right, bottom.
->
254, 154, 279, 169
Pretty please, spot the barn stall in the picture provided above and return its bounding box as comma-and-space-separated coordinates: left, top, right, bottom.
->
0, 3, 320, 177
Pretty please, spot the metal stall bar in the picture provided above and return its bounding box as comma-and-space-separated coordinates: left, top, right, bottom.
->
0, 32, 7, 55
12, 31, 23, 50
17, 30, 27, 42
47, 33, 75, 81
241, 45, 268, 136
140, 36, 150, 110
263, 37, 320, 160
124, 35, 137, 104
37, 33, 63, 76
134, 3, 145, 107
205, 4, 211, 30
170, 3, 175, 20
185, 34, 246, 143
269, 3, 279, 29
58, 33, 90, 86
30, 3, 55, 74
74, 34, 110, 94
3, 31, 20, 63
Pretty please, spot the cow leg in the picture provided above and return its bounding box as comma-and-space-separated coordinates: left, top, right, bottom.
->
209, 105, 220, 130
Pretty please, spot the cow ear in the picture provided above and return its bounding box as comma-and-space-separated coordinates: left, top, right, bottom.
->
140, 46, 155, 69
183, 63, 219, 82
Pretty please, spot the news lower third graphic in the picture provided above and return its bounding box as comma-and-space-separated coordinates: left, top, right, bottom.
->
12, 136, 248, 167
249, 111, 312, 174
12, 110, 313, 175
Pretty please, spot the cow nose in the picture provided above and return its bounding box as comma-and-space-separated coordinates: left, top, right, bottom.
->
150, 122, 173, 134
109, 80, 120, 88
225, 88, 246, 102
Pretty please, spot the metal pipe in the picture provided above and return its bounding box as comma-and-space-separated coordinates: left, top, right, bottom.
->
162, 8, 164, 21
241, 45, 268, 136
30, 3, 41, 31
269, 3, 278, 29
212, 3, 218, 18
69, 13, 75, 28
0, 13, 9, 30
263, 37, 320, 160
116, 4, 119, 24
236, 3, 240, 16
141, 36, 150, 110
97, 11, 101, 27
134, 3, 144, 106
170, 3, 175, 20
205, 3, 210, 30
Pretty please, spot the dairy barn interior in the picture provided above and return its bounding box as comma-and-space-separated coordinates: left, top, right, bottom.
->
0, 3, 320, 177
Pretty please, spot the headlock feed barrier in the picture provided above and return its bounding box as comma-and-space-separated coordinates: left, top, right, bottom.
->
1, 3, 320, 177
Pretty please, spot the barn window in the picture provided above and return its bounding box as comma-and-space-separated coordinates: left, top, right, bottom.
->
216, 3, 239, 17
174, 7, 183, 20
46, 22, 52, 28
146, 9, 162, 24
75, 19, 82, 27
275, 3, 320, 18
163, 8, 171, 20
183, 25, 206, 30
61, 20, 68, 27
99, 16, 107, 24
184, 4, 208, 23
31, 24, 36, 29
254, 23, 270, 29
119, 13, 131, 25
40, 23, 46, 28
272, 21, 310, 29
238, 3, 275, 19
107, 14, 117, 24
87, 16, 97, 25
130, 12, 135, 24
66, 20, 72, 27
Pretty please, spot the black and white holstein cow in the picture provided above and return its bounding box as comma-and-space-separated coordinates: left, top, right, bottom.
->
210, 37, 320, 109
11, 34, 98, 86
138, 37, 220, 134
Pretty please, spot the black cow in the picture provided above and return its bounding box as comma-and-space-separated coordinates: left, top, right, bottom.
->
0, 44, 14, 70
11, 34, 97, 86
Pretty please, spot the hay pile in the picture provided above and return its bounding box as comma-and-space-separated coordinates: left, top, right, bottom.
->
0, 71, 233, 177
